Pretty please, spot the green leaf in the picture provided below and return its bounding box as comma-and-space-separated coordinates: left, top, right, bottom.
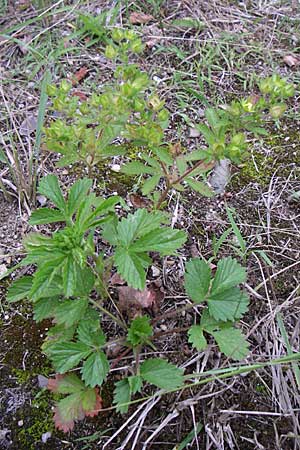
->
62, 258, 95, 298
113, 375, 143, 414
208, 287, 249, 321
33, 297, 61, 322
121, 161, 157, 175
114, 248, 149, 290
212, 327, 249, 360
184, 258, 211, 303
47, 341, 91, 373
141, 175, 161, 195
49, 373, 85, 394
29, 208, 66, 225
77, 318, 106, 347
127, 315, 153, 347
128, 375, 143, 394
131, 228, 187, 255
30, 257, 65, 300
113, 379, 131, 414
186, 178, 214, 197
81, 351, 109, 387
211, 257, 246, 295
7, 276, 33, 302
188, 325, 207, 351
38, 175, 66, 211
140, 358, 184, 389
67, 178, 93, 217
54, 298, 88, 328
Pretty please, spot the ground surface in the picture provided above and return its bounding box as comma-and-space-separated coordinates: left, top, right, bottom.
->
1, 1, 300, 449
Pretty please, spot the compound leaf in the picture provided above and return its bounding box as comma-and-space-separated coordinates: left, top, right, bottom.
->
53, 298, 88, 328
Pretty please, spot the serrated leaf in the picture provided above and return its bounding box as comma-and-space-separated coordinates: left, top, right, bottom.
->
29, 208, 66, 225
54, 298, 88, 328
212, 327, 249, 360
33, 297, 61, 322
128, 375, 143, 394
131, 228, 187, 255
141, 175, 160, 195
188, 325, 207, 351
186, 178, 214, 197
38, 175, 66, 211
114, 248, 149, 290
140, 358, 184, 389
208, 287, 249, 321
77, 318, 106, 347
127, 315, 153, 347
184, 258, 211, 303
7, 276, 33, 302
113, 379, 131, 414
53, 392, 82, 432
30, 257, 65, 300
67, 178, 92, 217
48, 373, 85, 394
47, 341, 91, 373
211, 257, 246, 295
81, 351, 109, 387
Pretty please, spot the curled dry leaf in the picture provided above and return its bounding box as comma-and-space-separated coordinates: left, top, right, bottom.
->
110, 272, 126, 286
117, 283, 164, 317
129, 12, 154, 25
71, 66, 88, 85
283, 54, 300, 67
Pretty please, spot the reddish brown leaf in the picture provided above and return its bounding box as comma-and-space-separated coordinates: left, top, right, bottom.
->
110, 272, 126, 286
72, 66, 88, 85
53, 407, 75, 433
85, 389, 103, 417
129, 193, 152, 209
117, 283, 164, 317
129, 12, 154, 25
47, 374, 64, 393
72, 90, 88, 101
283, 54, 300, 67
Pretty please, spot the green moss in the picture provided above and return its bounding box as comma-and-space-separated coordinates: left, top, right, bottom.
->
14, 389, 55, 450
231, 124, 300, 189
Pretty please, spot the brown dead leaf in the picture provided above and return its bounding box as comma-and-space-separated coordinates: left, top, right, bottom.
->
71, 90, 88, 101
283, 54, 300, 67
129, 12, 154, 25
117, 283, 164, 317
110, 272, 126, 285
20, 115, 37, 136
71, 66, 88, 85
129, 193, 152, 209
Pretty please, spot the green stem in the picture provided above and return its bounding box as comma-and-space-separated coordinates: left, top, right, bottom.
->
89, 298, 127, 330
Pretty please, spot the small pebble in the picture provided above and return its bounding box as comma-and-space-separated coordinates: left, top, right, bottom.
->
18, 420, 23, 427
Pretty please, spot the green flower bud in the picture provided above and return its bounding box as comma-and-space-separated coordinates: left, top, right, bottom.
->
46, 84, 57, 96
112, 28, 124, 42
60, 79, 71, 94
130, 39, 144, 53
105, 45, 117, 59
269, 103, 287, 119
